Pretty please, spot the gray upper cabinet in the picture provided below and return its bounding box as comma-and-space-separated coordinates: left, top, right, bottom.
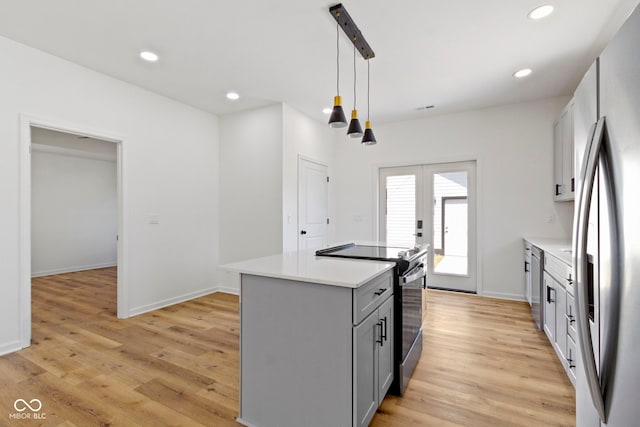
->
554, 101, 575, 201
573, 61, 598, 177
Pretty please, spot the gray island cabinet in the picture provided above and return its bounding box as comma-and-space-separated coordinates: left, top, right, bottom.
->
223, 252, 395, 427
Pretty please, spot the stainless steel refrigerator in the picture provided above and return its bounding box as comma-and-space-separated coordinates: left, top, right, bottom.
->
572, 4, 640, 425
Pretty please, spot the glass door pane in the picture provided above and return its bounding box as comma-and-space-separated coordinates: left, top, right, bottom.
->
432, 171, 468, 275
379, 166, 423, 248
386, 175, 416, 247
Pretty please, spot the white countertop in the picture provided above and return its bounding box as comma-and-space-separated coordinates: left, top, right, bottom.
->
524, 237, 573, 266
220, 250, 395, 289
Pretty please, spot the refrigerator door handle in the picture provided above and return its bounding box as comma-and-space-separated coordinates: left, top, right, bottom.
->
573, 117, 607, 423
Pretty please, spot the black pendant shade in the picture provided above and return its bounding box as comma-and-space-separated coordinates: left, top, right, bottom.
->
328, 96, 348, 128
362, 120, 376, 145
347, 110, 363, 138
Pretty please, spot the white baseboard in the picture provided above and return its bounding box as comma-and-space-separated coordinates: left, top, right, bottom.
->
0, 340, 23, 357
481, 291, 527, 302
32, 262, 117, 278
215, 285, 239, 296
128, 286, 219, 317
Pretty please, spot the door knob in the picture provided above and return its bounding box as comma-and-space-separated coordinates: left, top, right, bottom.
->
300, 230, 307, 235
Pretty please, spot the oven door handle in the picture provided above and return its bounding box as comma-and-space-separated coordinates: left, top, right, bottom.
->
402, 264, 425, 286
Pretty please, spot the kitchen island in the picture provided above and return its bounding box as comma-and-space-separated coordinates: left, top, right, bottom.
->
222, 251, 395, 427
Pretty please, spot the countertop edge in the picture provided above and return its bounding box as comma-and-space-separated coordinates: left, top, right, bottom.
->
523, 236, 573, 266
221, 256, 396, 289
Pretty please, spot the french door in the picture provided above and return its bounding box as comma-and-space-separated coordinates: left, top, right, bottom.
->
379, 161, 477, 293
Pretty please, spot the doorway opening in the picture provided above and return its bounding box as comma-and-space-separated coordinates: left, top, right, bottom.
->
19, 116, 126, 349
379, 161, 477, 293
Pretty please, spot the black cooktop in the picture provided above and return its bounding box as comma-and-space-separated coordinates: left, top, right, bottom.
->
316, 244, 411, 260
315, 244, 428, 273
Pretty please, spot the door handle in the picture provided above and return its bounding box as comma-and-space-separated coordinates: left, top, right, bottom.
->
574, 117, 607, 423
300, 230, 307, 235
381, 316, 387, 342
376, 321, 384, 346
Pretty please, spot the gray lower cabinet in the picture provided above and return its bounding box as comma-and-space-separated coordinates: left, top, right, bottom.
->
239, 270, 394, 427
542, 253, 576, 386
354, 295, 393, 427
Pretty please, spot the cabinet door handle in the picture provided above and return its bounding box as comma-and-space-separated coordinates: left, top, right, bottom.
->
546, 286, 555, 303
566, 314, 575, 324
524, 261, 530, 272
381, 316, 388, 342
555, 184, 561, 196
567, 349, 576, 369
376, 321, 384, 346
373, 288, 386, 296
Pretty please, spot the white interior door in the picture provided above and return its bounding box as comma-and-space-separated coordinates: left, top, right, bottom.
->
298, 158, 328, 251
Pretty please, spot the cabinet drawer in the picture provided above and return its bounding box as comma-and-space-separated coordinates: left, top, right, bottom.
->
353, 271, 393, 325
566, 293, 577, 342
544, 254, 574, 295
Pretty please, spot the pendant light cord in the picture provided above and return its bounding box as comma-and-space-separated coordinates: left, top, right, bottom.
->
336, 24, 340, 96
367, 59, 370, 120
353, 45, 357, 110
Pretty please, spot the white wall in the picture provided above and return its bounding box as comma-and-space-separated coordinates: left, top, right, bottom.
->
331, 97, 574, 300
218, 104, 283, 293
219, 104, 284, 265
0, 35, 219, 354
218, 103, 335, 292
31, 147, 117, 276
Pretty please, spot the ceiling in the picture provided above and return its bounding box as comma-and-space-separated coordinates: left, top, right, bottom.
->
1, 0, 639, 124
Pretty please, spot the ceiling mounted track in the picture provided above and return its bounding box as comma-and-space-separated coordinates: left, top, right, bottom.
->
329, 3, 375, 60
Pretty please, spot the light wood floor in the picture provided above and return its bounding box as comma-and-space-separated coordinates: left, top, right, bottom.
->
0, 268, 575, 426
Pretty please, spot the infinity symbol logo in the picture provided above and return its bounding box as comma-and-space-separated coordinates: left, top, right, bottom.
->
13, 399, 42, 412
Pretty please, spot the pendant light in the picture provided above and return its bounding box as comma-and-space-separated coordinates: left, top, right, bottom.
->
347, 45, 363, 138
362, 58, 377, 145
328, 24, 347, 128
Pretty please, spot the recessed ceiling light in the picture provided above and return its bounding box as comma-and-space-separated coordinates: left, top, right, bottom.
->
528, 5, 554, 20
514, 68, 532, 78
322, 108, 332, 114
139, 51, 159, 62
226, 92, 240, 100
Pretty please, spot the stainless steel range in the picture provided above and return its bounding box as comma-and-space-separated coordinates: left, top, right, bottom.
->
315, 243, 428, 395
